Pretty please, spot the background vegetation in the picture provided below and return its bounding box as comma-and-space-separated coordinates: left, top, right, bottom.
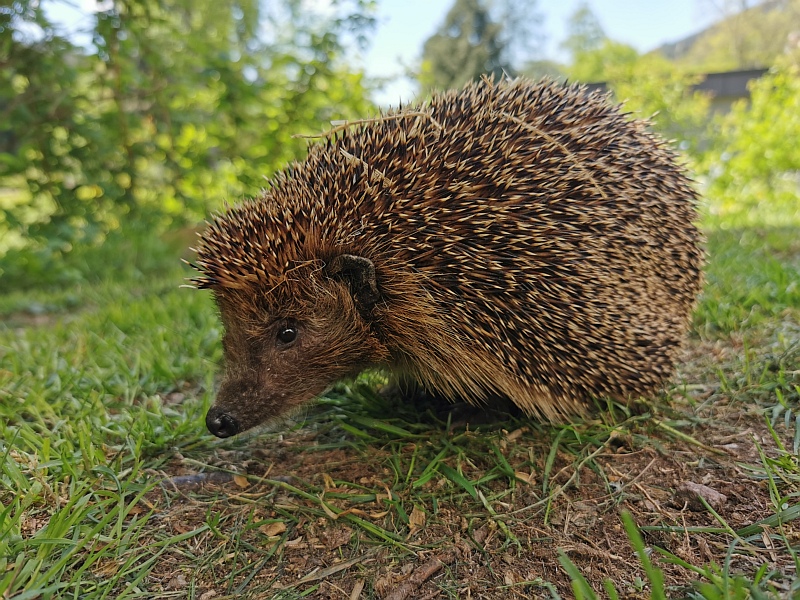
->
1, 0, 374, 286
2, 0, 800, 598
2, 0, 799, 285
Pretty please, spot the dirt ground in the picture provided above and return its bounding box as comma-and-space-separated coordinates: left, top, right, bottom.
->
136, 329, 800, 599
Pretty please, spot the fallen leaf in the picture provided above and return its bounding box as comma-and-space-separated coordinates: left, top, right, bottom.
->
675, 481, 728, 511
260, 521, 287, 537
350, 579, 365, 600
320, 496, 340, 520
514, 471, 536, 485
285, 536, 304, 548
505, 427, 528, 442
409, 505, 426, 535
167, 574, 188, 589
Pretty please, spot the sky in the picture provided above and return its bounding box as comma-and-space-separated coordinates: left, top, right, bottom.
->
364, 0, 719, 105
46, 0, 721, 106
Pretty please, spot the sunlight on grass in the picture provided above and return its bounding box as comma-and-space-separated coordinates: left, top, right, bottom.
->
1, 224, 799, 597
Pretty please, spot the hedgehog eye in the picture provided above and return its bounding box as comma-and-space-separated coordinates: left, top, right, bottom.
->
276, 322, 298, 347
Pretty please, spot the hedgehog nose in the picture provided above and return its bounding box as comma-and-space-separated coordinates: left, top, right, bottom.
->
206, 407, 240, 438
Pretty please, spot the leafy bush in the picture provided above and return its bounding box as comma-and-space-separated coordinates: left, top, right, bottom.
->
567, 41, 711, 157
0, 0, 375, 285
701, 56, 800, 227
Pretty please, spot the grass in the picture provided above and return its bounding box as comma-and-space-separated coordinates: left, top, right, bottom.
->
1, 226, 800, 598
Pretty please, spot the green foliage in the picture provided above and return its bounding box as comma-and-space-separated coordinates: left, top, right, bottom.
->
0, 226, 194, 289
607, 53, 711, 156
560, 4, 637, 84
666, 0, 800, 72
589, 49, 710, 154
557, 3, 799, 229
561, 5, 711, 155
701, 57, 800, 228
565, 38, 638, 83
0, 0, 375, 282
518, 58, 565, 81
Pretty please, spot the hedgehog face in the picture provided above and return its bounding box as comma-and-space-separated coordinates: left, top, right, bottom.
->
205, 269, 388, 437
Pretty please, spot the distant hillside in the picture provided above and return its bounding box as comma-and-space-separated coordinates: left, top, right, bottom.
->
655, 0, 800, 72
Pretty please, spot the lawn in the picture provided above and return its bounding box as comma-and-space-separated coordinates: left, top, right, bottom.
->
1, 225, 799, 599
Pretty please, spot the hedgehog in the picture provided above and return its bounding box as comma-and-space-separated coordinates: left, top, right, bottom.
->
192, 77, 704, 438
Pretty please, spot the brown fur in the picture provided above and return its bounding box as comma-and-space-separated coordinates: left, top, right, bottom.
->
192, 77, 704, 434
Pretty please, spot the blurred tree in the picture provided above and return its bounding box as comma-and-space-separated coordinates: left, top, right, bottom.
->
495, 0, 545, 73
0, 0, 375, 281
560, 1, 605, 63
418, 0, 544, 93
701, 54, 800, 225
418, 0, 505, 92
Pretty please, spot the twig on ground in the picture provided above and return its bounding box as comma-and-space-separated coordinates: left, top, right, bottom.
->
384, 550, 457, 600
162, 471, 233, 490
296, 549, 379, 584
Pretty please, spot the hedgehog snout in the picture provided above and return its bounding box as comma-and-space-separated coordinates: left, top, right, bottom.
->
206, 406, 241, 438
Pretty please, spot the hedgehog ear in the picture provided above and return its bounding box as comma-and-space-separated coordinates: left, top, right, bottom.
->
326, 254, 380, 311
